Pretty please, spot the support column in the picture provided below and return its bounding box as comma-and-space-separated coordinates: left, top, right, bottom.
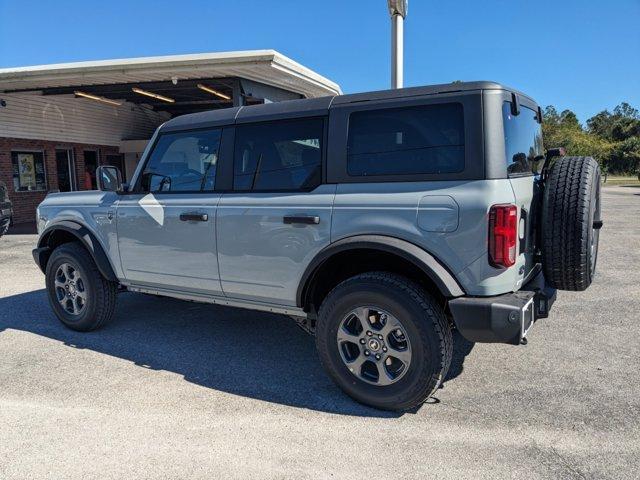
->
391, 13, 404, 89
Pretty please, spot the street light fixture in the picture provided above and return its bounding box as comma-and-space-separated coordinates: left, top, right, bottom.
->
74, 91, 122, 107
132, 87, 175, 103
387, 0, 408, 89
388, 0, 408, 17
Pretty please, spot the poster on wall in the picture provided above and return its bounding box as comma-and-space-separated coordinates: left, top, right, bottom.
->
11, 151, 47, 191
18, 154, 37, 190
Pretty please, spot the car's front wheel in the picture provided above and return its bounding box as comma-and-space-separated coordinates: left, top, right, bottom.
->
45, 242, 117, 331
316, 272, 452, 411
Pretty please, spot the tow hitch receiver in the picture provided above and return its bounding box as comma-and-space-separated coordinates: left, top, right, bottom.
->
449, 291, 536, 345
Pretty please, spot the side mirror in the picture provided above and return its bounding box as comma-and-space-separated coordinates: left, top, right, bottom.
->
96, 165, 123, 193
142, 172, 172, 192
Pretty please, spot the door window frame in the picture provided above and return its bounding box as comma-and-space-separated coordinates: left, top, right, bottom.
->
131, 126, 225, 194
225, 116, 328, 194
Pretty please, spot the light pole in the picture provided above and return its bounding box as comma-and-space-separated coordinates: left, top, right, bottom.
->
388, 0, 408, 89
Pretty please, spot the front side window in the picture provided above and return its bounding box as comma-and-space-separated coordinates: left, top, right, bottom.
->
347, 103, 465, 176
233, 118, 323, 191
502, 102, 544, 176
140, 129, 221, 192
11, 151, 47, 192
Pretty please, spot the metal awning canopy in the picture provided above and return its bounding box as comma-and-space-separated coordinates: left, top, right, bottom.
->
0, 50, 341, 114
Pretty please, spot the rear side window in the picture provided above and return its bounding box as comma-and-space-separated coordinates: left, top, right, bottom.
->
233, 118, 323, 191
140, 129, 221, 192
347, 103, 465, 176
502, 102, 544, 176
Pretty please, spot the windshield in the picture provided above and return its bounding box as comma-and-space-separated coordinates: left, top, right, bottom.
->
502, 102, 544, 176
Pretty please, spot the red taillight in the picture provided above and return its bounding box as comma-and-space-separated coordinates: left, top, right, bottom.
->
489, 204, 518, 268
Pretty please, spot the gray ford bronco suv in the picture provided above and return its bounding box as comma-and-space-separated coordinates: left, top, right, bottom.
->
33, 82, 602, 411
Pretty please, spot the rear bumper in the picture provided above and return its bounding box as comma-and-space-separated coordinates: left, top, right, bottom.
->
448, 269, 556, 345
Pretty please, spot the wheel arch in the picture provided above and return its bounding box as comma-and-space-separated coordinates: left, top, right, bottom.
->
297, 235, 465, 312
34, 221, 118, 282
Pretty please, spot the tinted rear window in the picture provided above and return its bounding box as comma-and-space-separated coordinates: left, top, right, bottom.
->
347, 103, 465, 176
502, 102, 544, 176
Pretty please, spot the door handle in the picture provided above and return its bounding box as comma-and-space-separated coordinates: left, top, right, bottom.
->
180, 212, 208, 222
283, 215, 320, 225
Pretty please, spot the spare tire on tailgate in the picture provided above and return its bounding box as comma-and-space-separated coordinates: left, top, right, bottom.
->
542, 156, 602, 291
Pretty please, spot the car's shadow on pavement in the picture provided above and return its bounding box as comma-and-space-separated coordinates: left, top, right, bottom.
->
0, 289, 474, 417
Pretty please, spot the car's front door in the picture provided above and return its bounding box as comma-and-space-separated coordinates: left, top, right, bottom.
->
217, 117, 334, 306
117, 128, 224, 295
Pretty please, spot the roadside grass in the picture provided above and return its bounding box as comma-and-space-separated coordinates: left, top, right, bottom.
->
602, 176, 640, 187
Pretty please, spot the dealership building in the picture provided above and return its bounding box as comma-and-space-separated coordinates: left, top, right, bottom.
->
0, 50, 340, 224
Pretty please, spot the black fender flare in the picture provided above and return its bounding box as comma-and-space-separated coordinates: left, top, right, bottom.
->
34, 220, 118, 282
296, 235, 466, 308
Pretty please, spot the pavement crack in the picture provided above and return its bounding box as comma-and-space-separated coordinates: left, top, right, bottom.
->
548, 446, 589, 480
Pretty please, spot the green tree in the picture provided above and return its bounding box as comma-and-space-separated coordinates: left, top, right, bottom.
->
613, 102, 639, 119
586, 110, 614, 138
543, 102, 640, 174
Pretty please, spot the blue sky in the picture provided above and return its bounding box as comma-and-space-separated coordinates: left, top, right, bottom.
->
1, 0, 638, 122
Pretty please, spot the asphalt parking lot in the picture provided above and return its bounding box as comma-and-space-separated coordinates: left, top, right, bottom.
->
0, 187, 638, 480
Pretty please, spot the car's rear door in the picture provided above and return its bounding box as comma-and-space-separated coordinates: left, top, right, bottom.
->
117, 128, 225, 295
216, 117, 335, 306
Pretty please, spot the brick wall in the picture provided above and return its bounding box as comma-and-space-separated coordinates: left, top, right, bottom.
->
0, 137, 120, 224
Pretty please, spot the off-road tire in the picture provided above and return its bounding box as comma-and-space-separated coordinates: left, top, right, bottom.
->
45, 242, 117, 331
316, 272, 453, 411
542, 156, 601, 291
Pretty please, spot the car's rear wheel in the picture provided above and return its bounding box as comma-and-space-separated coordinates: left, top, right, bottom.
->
45, 242, 117, 331
316, 272, 452, 411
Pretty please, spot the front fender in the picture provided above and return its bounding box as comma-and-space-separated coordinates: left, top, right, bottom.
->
34, 221, 118, 282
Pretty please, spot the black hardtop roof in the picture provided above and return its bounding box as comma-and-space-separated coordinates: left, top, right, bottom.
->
331, 81, 536, 105
160, 80, 537, 132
